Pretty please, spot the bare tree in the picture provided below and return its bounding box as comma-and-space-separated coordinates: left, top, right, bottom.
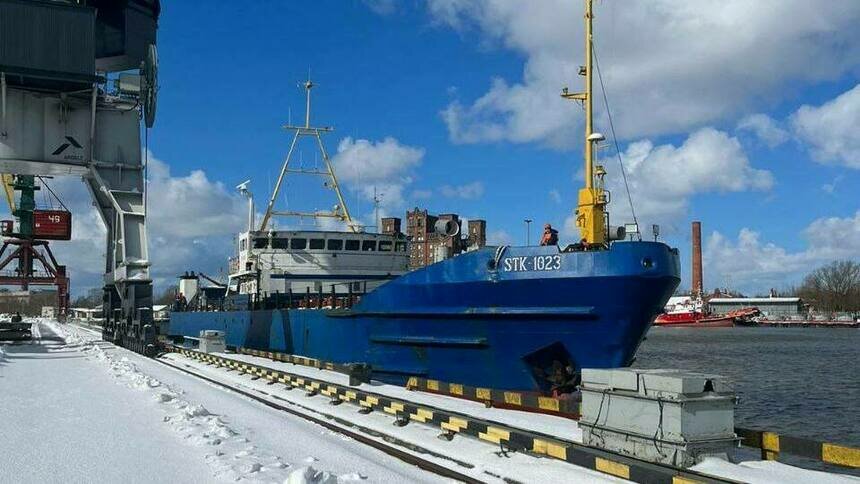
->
154, 285, 179, 306
798, 260, 860, 314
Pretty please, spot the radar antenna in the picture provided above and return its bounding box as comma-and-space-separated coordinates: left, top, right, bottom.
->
259, 78, 356, 232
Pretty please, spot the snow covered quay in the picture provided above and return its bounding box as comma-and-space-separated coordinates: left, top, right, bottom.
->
0, 321, 447, 483
1, 320, 858, 484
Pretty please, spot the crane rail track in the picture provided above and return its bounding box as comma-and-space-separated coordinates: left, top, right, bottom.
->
155, 357, 486, 483
160, 345, 739, 484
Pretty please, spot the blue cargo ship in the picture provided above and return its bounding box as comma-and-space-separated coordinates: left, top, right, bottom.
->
169, 242, 679, 392
168, 2, 681, 393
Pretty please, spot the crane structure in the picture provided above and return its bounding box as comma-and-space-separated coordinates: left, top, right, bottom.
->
0, 175, 70, 320
0, 0, 161, 353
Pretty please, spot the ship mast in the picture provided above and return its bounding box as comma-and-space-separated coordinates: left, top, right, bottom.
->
259, 79, 357, 232
562, 0, 607, 246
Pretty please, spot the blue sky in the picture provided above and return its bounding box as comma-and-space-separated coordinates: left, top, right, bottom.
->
28, 1, 860, 296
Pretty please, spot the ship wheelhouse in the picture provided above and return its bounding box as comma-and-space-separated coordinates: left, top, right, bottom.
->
230, 229, 409, 298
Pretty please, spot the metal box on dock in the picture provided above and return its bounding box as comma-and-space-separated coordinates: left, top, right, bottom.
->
579, 368, 738, 468
198, 330, 225, 354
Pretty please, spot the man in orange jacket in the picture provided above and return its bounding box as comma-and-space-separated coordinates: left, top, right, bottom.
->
540, 223, 559, 246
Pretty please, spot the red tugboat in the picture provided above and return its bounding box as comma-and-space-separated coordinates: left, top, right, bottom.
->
654, 297, 761, 327
655, 296, 734, 327
653, 221, 761, 328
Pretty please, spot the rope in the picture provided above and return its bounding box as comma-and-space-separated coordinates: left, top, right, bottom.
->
592, 41, 640, 239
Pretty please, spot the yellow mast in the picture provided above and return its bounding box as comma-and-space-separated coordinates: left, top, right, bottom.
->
562, 0, 607, 246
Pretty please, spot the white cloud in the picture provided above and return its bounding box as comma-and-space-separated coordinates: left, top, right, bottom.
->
704, 210, 860, 292
363, 0, 397, 15
334, 137, 424, 184
429, 1, 860, 146
607, 127, 773, 228
562, 213, 579, 239
411, 189, 433, 199
791, 83, 860, 169
439, 181, 484, 199
487, 229, 513, 246
821, 175, 843, 194
331, 137, 426, 222
736, 113, 789, 148
562, 128, 772, 238
803, 210, 860, 260
548, 188, 562, 204
146, 157, 247, 239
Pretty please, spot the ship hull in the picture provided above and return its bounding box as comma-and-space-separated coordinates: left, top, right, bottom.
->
169, 242, 680, 392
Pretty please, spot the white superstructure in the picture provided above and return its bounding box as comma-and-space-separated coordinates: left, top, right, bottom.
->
230, 229, 409, 297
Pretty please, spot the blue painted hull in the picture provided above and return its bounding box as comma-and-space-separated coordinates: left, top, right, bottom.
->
168, 242, 680, 392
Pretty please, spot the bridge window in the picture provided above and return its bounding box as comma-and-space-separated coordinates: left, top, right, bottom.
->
291, 238, 307, 250
327, 239, 343, 251
396, 242, 407, 252
272, 238, 289, 249
253, 237, 269, 249
379, 241, 392, 252
309, 238, 325, 250
362, 240, 377, 251
345, 239, 360, 251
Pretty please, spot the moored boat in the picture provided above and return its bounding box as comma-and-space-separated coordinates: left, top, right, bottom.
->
654, 296, 761, 328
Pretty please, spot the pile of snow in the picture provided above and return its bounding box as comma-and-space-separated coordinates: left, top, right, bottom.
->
285, 466, 356, 484
51, 322, 367, 483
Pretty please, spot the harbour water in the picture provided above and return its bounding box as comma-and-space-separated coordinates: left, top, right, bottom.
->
635, 327, 860, 474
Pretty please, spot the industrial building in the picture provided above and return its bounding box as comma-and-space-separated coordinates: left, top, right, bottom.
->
709, 297, 805, 318
389, 208, 488, 270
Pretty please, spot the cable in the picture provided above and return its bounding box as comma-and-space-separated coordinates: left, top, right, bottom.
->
592, 41, 640, 239
642, 378, 667, 459
36, 176, 69, 211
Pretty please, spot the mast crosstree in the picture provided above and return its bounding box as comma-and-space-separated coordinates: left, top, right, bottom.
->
259, 80, 356, 232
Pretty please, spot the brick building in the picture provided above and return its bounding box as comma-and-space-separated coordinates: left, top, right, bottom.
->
402, 208, 487, 270
381, 217, 401, 235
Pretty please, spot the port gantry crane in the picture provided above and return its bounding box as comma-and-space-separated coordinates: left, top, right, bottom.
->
0, 0, 161, 353
0, 174, 71, 320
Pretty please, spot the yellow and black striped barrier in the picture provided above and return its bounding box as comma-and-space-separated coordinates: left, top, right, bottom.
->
163, 345, 733, 484
216, 347, 860, 471
405, 376, 580, 418
736, 427, 860, 468
237, 347, 371, 384
239, 347, 332, 370
239, 347, 580, 417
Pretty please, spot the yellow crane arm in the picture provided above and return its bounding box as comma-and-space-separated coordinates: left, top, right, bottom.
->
2, 174, 15, 212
